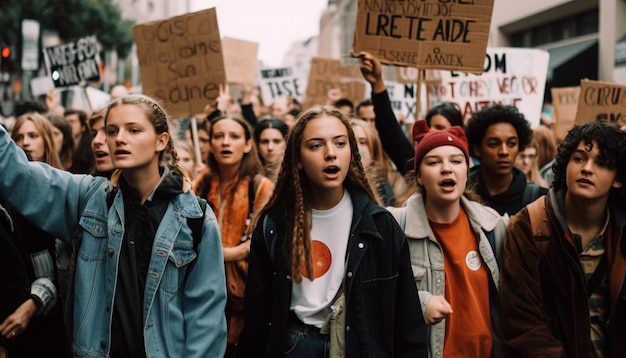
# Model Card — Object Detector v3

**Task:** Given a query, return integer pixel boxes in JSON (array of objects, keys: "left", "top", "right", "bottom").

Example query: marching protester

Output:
[
  {"left": 193, "top": 115, "right": 274, "bottom": 357},
  {"left": 64, "top": 109, "right": 95, "bottom": 174},
  {"left": 0, "top": 112, "right": 71, "bottom": 357},
  {"left": 0, "top": 94, "right": 227, "bottom": 357},
  {"left": 424, "top": 102, "right": 464, "bottom": 131},
  {"left": 464, "top": 104, "right": 548, "bottom": 216},
  {"left": 359, "top": 52, "right": 546, "bottom": 216},
  {"left": 88, "top": 108, "right": 115, "bottom": 178},
  {"left": 387, "top": 120, "right": 507, "bottom": 357},
  {"left": 47, "top": 113, "right": 75, "bottom": 170},
  {"left": 174, "top": 140, "right": 201, "bottom": 181},
  {"left": 349, "top": 117, "right": 397, "bottom": 206},
  {"left": 236, "top": 106, "right": 427, "bottom": 358},
  {"left": 501, "top": 121, "right": 626, "bottom": 357},
  {"left": 254, "top": 117, "right": 289, "bottom": 182},
  {"left": 515, "top": 132, "right": 548, "bottom": 188}
]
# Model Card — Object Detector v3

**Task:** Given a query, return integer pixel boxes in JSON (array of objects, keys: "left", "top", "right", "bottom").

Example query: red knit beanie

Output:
[{"left": 412, "top": 120, "right": 469, "bottom": 171}]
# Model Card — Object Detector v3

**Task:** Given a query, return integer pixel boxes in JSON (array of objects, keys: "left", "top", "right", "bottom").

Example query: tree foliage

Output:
[{"left": 0, "top": 0, "right": 134, "bottom": 58}]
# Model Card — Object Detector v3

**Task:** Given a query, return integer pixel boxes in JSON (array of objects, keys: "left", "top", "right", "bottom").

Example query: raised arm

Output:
[
  {"left": 0, "top": 125, "right": 101, "bottom": 240},
  {"left": 358, "top": 52, "right": 414, "bottom": 175}
]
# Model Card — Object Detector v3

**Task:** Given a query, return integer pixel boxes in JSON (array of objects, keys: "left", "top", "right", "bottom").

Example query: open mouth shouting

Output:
[
  {"left": 439, "top": 178, "right": 457, "bottom": 192},
  {"left": 114, "top": 149, "right": 131, "bottom": 157},
  {"left": 94, "top": 150, "right": 109, "bottom": 159},
  {"left": 323, "top": 165, "right": 341, "bottom": 179}
]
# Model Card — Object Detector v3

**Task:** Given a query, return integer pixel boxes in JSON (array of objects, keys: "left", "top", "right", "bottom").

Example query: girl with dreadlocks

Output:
[{"left": 235, "top": 106, "right": 427, "bottom": 358}]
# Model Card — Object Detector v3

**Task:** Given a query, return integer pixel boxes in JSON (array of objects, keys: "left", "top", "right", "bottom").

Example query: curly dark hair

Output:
[
  {"left": 552, "top": 121, "right": 626, "bottom": 203},
  {"left": 464, "top": 104, "right": 533, "bottom": 155}
]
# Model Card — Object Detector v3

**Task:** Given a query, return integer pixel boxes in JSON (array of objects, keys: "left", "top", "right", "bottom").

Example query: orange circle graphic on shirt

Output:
[{"left": 301, "top": 240, "right": 332, "bottom": 279}]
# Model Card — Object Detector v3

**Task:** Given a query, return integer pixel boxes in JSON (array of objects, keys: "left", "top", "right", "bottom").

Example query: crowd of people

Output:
[{"left": 0, "top": 51, "right": 625, "bottom": 358}]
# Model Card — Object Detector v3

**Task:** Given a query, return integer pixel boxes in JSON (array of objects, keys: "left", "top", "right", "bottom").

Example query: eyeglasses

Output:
[{"left": 517, "top": 153, "right": 537, "bottom": 160}]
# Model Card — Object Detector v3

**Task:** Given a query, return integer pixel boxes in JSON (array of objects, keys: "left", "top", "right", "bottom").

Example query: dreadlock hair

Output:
[
  {"left": 104, "top": 94, "right": 187, "bottom": 180},
  {"left": 257, "top": 105, "right": 377, "bottom": 283}
]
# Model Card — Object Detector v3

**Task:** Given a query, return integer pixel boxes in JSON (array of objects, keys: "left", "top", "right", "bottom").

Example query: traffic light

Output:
[{"left": 1, "top": 45, "right": 12, "bottom": 72}]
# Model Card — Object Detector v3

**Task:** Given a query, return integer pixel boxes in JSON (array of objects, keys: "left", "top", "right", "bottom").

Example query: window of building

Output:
[{"left": 510, "top": 9, "right": 598, "bottom": 47}]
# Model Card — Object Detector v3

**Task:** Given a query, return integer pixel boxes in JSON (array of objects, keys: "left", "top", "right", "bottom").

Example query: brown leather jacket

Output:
[{"left": 500, "top": 189, "right": 626, "bottom": 357}]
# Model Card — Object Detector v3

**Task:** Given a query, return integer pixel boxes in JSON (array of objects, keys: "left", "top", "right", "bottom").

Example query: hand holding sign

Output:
[{"left": 358, "top": 52, "right": 385, "bottom": 93}]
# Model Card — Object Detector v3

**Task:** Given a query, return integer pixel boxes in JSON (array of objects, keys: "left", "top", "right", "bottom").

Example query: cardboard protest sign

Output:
[
  {"left": 258, "top": 67, "right": 304, "bottom": 104},
  {"left": 385, "top": 81, "right": 427, "bottom": 122},
  {"left": 133, "top": 8, "right": 226, "bottom": 118},
  {"left": 430, "top": 47, "right": 549, "bottom": 127},
  {"left": 43, "top": 35, "right": 101, "bottom": 88},
  {"left": 551, "top": 86, "right": 580, "bottom": 141},
  {"left": 222, "top": 37, "right": 259, "bottom": 84},
  {"left": 352, "top": 0, "right": 494, "bottom": 73},
  {"left": 576, "top": 80, "right": 626, "bottom": 127},
  {"left": 303, "top": 57, "right": 366, "bottom": 110}
]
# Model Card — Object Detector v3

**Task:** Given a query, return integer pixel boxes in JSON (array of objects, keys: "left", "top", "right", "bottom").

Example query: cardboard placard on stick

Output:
[
  {"left": 551, "top": 86, "right": 580, "bottom": 141},
  {"left": 222, "top": 37, "right": 259, "bottom": 84},
  {"left": 576, "top": 79, "right": 626, "bottom": 127},
  {"left": 352, "top": 0, "right": 494, "bottom": 73},
  {"left": 303, "top": 57, "right": 366, "bottom": 110},
  {"left": 133, "top": 8, "right": 226, "bottom": 118},
  {"left": 43, "top": 35, "right": 101, "bottom": 88},
  {"left": 258, "top": 67, "right": 304, "bottom": 104}
]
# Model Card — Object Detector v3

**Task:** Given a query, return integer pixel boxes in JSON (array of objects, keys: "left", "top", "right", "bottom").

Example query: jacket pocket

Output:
[
  {"left": 77, "top": 212, "right": 108, "bottom": 261},
  {"left": 163, "top": 242, "right": 197, "bottom": 294}
]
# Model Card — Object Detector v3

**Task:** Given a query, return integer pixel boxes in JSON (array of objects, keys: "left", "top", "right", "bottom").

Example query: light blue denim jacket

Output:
[{"left": 0, "top": 125, "right": 227, "bottom": 357}]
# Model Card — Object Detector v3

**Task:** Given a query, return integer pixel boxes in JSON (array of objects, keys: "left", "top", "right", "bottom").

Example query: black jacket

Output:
[
  {"left": 468, "top": 166, "right": 548, "bottom": 217},
  {"left": 235, "top": 188, "right": 427, "bottom": 358}
]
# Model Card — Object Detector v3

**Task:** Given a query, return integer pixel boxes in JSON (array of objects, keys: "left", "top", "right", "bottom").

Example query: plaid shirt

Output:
[{"left": 570, "top": 211, "right": 610, "bottom": 358}]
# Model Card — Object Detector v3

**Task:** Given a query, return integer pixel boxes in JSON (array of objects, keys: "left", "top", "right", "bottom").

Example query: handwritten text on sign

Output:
[
  {"left": 303, "top": 58, "right": 366, "bottom": 110},
  {"left": 432, "top": 47, "right": 549, "bottom": 127},
  {"left": 576, "top": 80, "right": 626, "bottom": 126},
  {"left": 133, "top": 8, "right": 226, "bottom": 118},
  {"left": 352, "top": 0, "right": 494, "bottom": 73},
  {"left": 258, "top": 67, "right": 303, "bottom": 103},
  {"left": 44, "top": 35, "right": 100, "bottom": 88}
]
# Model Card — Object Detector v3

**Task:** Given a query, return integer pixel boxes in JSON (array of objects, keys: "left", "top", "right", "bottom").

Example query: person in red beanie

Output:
[{"left": 387, "top": 120, "right": 508, "bottom": 358}]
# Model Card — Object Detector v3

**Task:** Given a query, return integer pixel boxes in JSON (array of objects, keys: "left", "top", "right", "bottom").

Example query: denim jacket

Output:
[
  {"left": 0, "top": 126, "right": 227, "bottom": 357},
  {"left": 388, "top": 193, "right": 506, "bottom": 358}
]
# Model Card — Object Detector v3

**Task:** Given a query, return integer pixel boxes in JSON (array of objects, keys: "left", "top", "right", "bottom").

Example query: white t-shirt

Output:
[{"left": 291, "top": 190, "right": 353, "bottom": 327}]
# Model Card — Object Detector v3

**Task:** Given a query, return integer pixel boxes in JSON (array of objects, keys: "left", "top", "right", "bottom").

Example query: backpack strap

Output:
[
  {"left": 526, "top": 195, "right": 551, "bottom": 259},
  {"left": 187, "top": 197, "right": 207, "bottom": 251},
  {"left": 522, "top": 183, "right": 541, "bottom": 208}
]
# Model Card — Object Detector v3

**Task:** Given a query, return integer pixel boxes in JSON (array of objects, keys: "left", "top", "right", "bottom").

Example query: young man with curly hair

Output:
[
  {"left": 500, "top": 121, "right": 626, "bottom": 357},
  {"left": 464, "top": 105, "right": 548, "bottom": 217}
]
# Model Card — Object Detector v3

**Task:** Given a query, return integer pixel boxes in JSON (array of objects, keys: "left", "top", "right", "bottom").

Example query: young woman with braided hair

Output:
[
  {"left": 236, "top": 105, "right": 427, "bottom": 358},
  {"left": 0, "top": 94, "right": 227, "bottom": 357}
]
